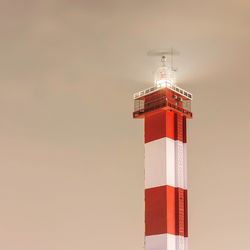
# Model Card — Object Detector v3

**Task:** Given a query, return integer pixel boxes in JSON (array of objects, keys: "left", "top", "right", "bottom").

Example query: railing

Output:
[
  {"left": 133, "top": 84, "right": 192, "bottom": 100},
  {"left": 134, "top": 96, "right": 166, "bottom": 115},
  {"left": 167, "top": 102, "right": 192, "bottom": 117},
  {"left": 133, "top": 98, "right": 192, "bottom": 118}
]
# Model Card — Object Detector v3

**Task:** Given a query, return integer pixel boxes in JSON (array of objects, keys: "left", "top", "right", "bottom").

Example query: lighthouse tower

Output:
[{"left": 133, "top": 56, "right": 193, "bottom": 250}]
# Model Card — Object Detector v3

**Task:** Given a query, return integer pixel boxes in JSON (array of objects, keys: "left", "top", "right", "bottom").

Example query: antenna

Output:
[{"left": 170, "top": 47, "right": 178, "bottom": 72}]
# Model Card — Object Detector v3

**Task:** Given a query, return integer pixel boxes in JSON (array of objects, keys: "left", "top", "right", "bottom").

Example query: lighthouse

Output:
[{"left": 133, "top": 55, "right": 193, "bottom": 250}]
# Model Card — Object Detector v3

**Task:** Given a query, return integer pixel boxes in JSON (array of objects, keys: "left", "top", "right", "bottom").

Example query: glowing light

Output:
[
  {"left": 169, "top": 69, "right": 176, "bottom": 85},
  {"left": 154, "top": 56, "right": 177, "bottom": 86}
]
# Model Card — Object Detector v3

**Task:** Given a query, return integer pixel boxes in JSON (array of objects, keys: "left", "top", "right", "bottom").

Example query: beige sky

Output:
[{"left": 0, "top": 0, "right": 250, "bottom": 249}]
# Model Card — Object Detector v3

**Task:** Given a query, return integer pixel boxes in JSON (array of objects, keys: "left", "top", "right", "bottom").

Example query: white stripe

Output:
[
  {"left": 183, "top": 143, "right": 187, "bottom": 189},
  {"left": 145, "top": 138, "right": 187, "bottom": 189},
  {"left": 145, "top": 234, "right": 188, "bottom": 250},
  {"left": 166, "top": 138, "right": 176, "bottom": 188},
  {"left": 145, "top": 138, "right": 166, "bottom": 188},
  {"left": 175, "top": 141, "right": 184, "bottom": 188}
]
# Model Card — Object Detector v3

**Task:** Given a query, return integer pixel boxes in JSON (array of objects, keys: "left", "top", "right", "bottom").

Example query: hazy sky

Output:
[{"left": 0, "top": 0, "right": 250, "bottom": 249}]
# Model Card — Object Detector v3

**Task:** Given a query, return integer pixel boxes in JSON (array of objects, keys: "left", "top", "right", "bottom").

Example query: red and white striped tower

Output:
[{"left": 133, "top": 57, "right": 193, "bottom": 250}]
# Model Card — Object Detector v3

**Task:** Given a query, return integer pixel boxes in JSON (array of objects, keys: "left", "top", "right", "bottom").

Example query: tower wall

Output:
[{"left": 144, "top": 110, "right": 188, "bottom": 250}]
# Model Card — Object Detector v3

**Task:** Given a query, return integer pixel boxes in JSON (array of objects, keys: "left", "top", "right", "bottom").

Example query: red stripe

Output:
[
  {"left": 145, "top": 185, "right": 188, "bottom": 237},
  {"left": 184, "top": 190, "right": 188, "bottom": 236},
  {"left": 145, "top": 111, "right": 186, "bottom": 143}
]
